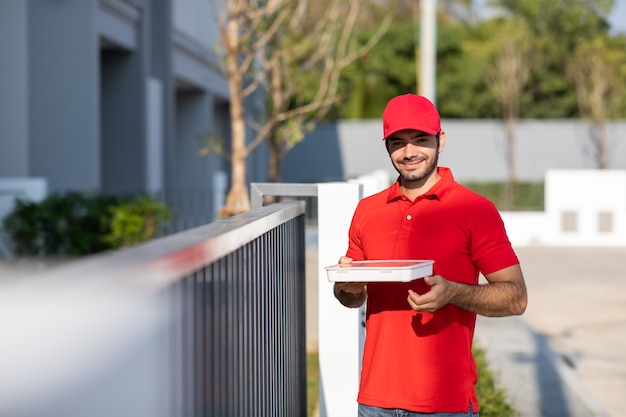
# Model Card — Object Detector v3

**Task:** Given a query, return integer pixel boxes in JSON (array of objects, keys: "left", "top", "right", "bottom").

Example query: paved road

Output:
[{"left": 511, "top": 246, "right": 626, "bottom": 417}]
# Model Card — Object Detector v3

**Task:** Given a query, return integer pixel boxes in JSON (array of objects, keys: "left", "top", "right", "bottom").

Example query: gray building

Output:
[{"left": 0, "top": 0, "right": 268, "bottom": 224}]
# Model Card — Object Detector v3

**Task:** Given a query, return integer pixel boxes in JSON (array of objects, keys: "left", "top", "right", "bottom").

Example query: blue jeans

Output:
[{"left": 358, "top": 403, "right": 479, "bottom": 417}]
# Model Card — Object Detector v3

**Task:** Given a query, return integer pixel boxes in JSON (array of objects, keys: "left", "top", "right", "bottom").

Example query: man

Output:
[{"left": 334, "top": 94, "right": 528, "bottom": 417}]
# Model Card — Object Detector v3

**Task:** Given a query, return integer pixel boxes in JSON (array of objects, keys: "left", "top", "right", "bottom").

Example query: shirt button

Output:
[{"left": 407, "top": 214, "right": 412, "bottom": 220}]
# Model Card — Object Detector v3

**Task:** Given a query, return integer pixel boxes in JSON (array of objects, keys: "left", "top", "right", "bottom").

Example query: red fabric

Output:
[
  {"left": 382, "top": 94, "right": 441, "bottom": 139},
  {"left": 346, "top": 167, "right": 519, "bottom": 413}
]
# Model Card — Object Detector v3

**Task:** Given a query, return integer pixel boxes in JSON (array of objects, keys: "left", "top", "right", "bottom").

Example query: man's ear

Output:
[{"left": 438, "top": 131, "right": 446, "bottom": 153}]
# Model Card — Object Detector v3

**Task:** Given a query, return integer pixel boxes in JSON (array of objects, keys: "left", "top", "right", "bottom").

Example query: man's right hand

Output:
[{"left": 333, "top": 256, "right": 367, "bottom": 308}]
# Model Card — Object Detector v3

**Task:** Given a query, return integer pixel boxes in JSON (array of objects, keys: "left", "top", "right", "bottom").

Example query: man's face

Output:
[{"left": 386, "top": 129, "right": 441, "bottom": 184}]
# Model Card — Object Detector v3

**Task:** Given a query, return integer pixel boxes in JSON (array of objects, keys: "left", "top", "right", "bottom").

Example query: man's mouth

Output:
[{"left": 401, "top": 158, "right": 425, "bottom": 168}]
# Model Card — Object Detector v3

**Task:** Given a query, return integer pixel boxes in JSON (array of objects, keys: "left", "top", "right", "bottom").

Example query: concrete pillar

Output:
[
  {"left": 28, "top": 0, "right": 100, "bottom": 191},
  {"left": 419, "top": 0, "right": 437, "bottom": 102},
  {"left": 0, "top": 2, "right": 29, "bottom": 177}
]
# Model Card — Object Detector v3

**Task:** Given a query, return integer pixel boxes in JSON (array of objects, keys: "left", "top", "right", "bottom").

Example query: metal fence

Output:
[
  {"left": 154, "top": 186, "right": 317, "bottom": 235},
  {"left": 0, "top": 201, "right": 307, "bottom": 417}
]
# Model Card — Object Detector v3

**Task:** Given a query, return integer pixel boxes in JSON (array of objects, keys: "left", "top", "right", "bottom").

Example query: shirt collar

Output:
[{"left": 387, "top": 167, "right": 457, "bottom": 202}]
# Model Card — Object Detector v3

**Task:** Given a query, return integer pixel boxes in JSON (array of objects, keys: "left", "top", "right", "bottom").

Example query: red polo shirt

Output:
[{"left": 346, "top": 167, "right": 519, "bottom": 413}]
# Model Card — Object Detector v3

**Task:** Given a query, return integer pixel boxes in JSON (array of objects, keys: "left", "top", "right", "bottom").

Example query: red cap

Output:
[{"left": 382, "top": 94, "right": 441, "bottom": 140}]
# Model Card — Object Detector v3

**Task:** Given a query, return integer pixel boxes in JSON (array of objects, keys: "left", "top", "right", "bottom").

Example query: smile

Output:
[{"left": 401, "top": 159, "right": 425, "bottom": 168}]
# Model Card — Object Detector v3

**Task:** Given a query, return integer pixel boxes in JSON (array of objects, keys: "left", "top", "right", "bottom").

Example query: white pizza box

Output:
[{"left": 325, "top": 260, "right": 434, "bottom": 282}]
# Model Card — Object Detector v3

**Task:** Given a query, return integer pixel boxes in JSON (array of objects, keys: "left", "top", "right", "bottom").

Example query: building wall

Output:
[
  {"left": 0, "top": 0, "right": 268, "bottom": 222},
  {"left": 0, "top": 1, "right": 29, "bottom": 177},
  {"left": 29, "top": 0, "right": 101, "bottom": 192}
]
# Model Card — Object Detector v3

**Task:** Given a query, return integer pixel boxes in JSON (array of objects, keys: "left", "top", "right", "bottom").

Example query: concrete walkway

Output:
[
  {"left": 307, "top": 242, "right": 626, "bottom": 417},
  {"left": 478, "top": 246, "right": 625, "bottom": 417}
]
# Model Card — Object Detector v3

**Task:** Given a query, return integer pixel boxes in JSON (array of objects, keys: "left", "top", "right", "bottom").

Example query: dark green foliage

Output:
[
  {"left": 474, "top": 345, "right": 520, "bottom": 417},
  {"left": 338, "top": 20, "right": 418, "bottom": 119},
  {"left": 436, "top": 24, "right": 501, "bottom": 118},
  {"left": 463, "top": 181, "right": 544, "bottom": 211},
  {"left": 3, "top": 192, "right": 171, "bottom": 257},
  {"left": 332, "top": 0, "right": 622, "bottom": 120}
]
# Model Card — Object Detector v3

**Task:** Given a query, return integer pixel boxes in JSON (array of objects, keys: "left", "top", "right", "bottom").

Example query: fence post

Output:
[{"left": 317, "top": 182, "right": 363, "bottom": 417}]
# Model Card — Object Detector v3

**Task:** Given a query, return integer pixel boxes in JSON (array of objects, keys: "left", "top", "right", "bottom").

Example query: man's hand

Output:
[
  {"left": 407, "top": 275, "right": 456, "bottom": 312},
  {"left": 407, "top": 265, "right": 527, "bottom": 317},
  {"left": 333, "top": 256, "right": 367, "bottom": 308}
]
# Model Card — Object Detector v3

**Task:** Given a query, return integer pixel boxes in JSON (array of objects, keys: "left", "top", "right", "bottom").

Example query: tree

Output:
[
  {"left": 489, "top": 0, "right": 615, "bottom": 118},
  {"left": 465, "top": 17, "right": 532, "bottom": 186},
  {"left": 211, "top": 0, "right": 389, "bottom": 216},
  {"left": 258, "top": 0, "right": 390, "bottom": 182},
  {"left": 485, "top": 18, "right": 532, "bottom": 183},
  {"left": 330, "top": 0, "right": 488, "bottom": 119},
  {"left": 569, "top": 34, "right": 626, "bottom": 168}
]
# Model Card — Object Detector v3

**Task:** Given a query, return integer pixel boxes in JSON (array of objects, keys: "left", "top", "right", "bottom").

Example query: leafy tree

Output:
[
  {"left": 338, "top": 20, "right": 418, "bottom": 119},
  {"left": 436, "top": 20, "right": 500, "bottom": 118},
  {"left": 488, "top": 0, "right": 615, "bottom": 118},
  {"left": 568, "top": 33, "right": 626, "bottom": 168},
  {"left": 211, "top": 0, "right": 389, "bottom": 212},
  {"left": 260, "top": 0, "right": 390, "bottom": 182},
  {"left": 334, "top": 0, "right": 505, "bottom": 119},
  {"left": 466, "top": 17, "right": 533, "bottom": 183}
]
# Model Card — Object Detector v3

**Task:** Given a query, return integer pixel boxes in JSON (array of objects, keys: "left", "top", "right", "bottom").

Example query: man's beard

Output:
[{"left": 392, "top": 151, "right": 439, "bottom": 184}]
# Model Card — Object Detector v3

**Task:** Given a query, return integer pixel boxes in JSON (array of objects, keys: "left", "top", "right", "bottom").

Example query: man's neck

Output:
[{"left": 400, "top": 170, "right": 441, "bottom": 201}]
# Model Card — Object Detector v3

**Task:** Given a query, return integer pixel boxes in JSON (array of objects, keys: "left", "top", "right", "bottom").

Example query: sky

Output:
[
  {"left": 474, "top": 0, "right": 626, "bottom": 34},
  {"left": 609, "top": 0, "right": 626, "bottom": 33}
]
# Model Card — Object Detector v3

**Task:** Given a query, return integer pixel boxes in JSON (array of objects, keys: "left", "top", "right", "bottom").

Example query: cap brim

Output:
[{"left": 383, "top": 123, "right": 440, "bottom": 140}]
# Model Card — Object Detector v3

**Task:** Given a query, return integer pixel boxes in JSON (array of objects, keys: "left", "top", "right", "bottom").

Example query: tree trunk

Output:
[
  {"left": 504, "top": 111, "right": 518, "bottom": 184},
  {"left": 503, "top": 111, "right": 517, "bottom": 210},
  {"left": 598, "top": 121, "right": 608, "bottom": 169},
  {"left": 268, "top": 135, "right": 280, "bottom": 183},
  {"left": 220, "top": 10, "right": 251, "bottom": 218}
]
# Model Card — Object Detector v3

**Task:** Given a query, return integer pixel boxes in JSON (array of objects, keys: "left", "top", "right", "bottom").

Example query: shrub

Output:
[
  {"left": 474, "top": 345, "right": 520, "bottom": 417},
  {"left": 3, "top": 192, "right": 171, "bottom": 257},
  {"left": 104, "top": 196, "right": 172, "bottom": 248},
  {"left": 463, "top": 181, "right": 544, "bottom": 211}
]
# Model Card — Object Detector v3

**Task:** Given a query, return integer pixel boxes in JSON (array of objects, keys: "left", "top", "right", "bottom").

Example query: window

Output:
[
  {"left": 561, "top": 211, "right": 578, "bottom": 232},
  {"left": 598, "top": 211, "right": 613, "bottom": 233}
]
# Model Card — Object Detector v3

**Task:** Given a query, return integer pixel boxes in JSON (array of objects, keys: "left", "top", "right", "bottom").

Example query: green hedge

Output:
[
  {"left": 474, "top": 345, "right": 519, "bottom": 417},
  {"left": 3, "top": 191, "right": 171, "bottom": 257},
  {"left": 463, "top": 181, "right": 544, "bottom": 211}
]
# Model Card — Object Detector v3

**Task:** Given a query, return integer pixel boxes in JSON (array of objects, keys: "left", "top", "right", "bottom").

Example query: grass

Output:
[
  {"left": 307, "top": 352, "right": 320, "bottom": 417},
  {"left": 306, "top": 346, "right": 519, "bottom": 417}
]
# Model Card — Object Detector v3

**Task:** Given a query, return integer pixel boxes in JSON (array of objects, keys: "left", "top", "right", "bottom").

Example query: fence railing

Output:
[{"left": 0, "top": 201, "right": 307, "bottom": 417}]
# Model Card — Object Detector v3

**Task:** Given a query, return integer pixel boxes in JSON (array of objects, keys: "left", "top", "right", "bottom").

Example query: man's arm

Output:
[{"left": 407, "top": 264, "right": 527, "bottom": 317}]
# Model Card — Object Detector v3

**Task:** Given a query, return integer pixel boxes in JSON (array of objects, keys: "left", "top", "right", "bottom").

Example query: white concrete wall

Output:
[
  {"left": 501, "top": 169, "right": 626, "bottom": 247},
  {"left": 284, "top": 120, "right": 626, "bottom": 184},
  {"left": 500, "top": 211, "right": 548, "bottom": 246},
  {"left": 543, "top": 170, "right": 626, "bottom": 246}
]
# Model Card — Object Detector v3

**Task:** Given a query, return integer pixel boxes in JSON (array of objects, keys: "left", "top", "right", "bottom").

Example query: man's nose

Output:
[{"left": 402, "top": 142, "right": 420, "bottom": 158}]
